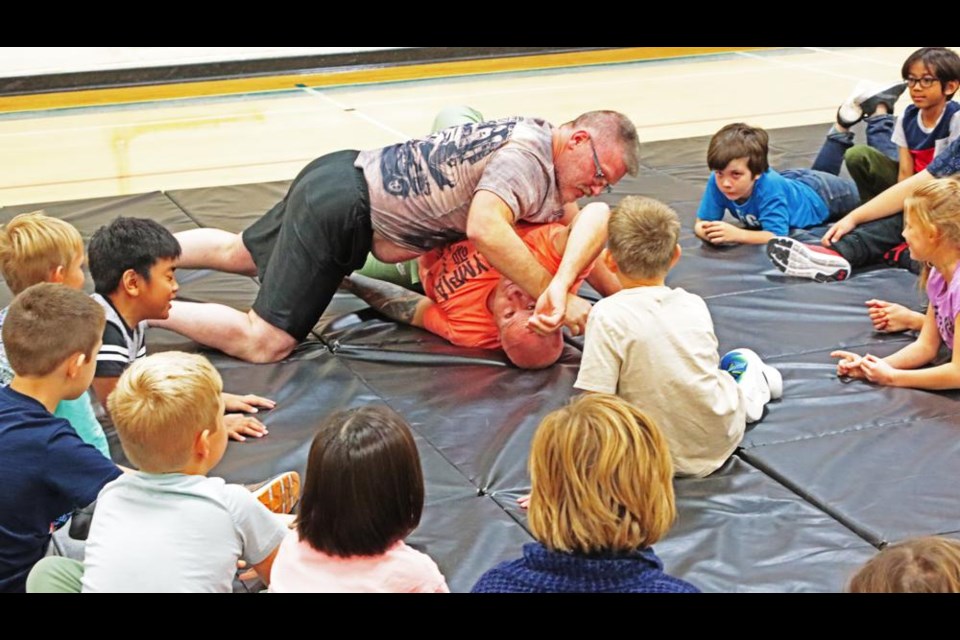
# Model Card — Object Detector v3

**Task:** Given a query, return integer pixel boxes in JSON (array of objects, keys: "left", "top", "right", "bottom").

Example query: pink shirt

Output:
[
  {"left": 269, "top": 532, "right": 449, "bottom": 593},
  {"left": 926, "top": 267, "right": 960, "bottom": 349}
]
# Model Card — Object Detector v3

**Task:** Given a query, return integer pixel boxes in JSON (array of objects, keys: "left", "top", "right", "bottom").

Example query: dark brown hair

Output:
[
  {"left": 902, "top": 47, "right": 960, "bottom": 100},
  {"left": 706, "top": 122, "right": 769, "bottom": 176},
  {"left": 2, "top": 283, "right": 105, "bottom": 377},
  {"left": 296, "top": 405, "right": 424, "bottom": 557}
]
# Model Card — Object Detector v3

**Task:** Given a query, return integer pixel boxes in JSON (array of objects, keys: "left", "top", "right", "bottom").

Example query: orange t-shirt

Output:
[{"left": 420, "top": 223, "right": 595, "bottom": 349}]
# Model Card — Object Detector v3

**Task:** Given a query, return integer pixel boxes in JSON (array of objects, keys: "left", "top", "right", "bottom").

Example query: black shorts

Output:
[{"left": 242, "top": 150, "right": 372, "bottom": 341}]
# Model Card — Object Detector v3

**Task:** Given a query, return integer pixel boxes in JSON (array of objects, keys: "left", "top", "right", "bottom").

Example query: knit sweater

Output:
[{"left": 471, "top": 542, "right": 699, "bottom": 593}]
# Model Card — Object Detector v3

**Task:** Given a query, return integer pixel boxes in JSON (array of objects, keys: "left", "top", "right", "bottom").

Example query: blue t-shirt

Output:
[
  {"left": 696, "top": 168, "right": 829, "bottom": 236},
  {"left": 0, "top": 386, "right": 120, "bottom": 593}
]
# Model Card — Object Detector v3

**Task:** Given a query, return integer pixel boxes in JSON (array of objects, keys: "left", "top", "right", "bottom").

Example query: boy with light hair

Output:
[
  {"left": 575, "top": 196, "right": 782, "bottom": 477},
  {"left": 0, "top": 211, "right": 108, "bottom": 457},
  {"left": 28, "top": 351, "right": 294, "bottom": 593},
  {"left": 0, "top": 284, "right": 121, "bottom": 592}
]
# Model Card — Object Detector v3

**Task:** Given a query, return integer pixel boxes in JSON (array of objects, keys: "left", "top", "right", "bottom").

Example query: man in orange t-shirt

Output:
[{"left": 345, "top": 203, "right": 619, "bottom": 369}]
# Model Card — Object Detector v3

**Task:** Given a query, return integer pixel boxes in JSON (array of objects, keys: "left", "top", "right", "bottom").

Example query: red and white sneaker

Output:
[{"left": 766, "top": 237, "right": 852, "bottom": 282}]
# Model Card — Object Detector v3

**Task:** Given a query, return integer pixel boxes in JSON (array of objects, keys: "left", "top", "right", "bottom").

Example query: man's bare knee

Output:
[{"left": 244, "top": 313, "right": 298, "bottom": 363}]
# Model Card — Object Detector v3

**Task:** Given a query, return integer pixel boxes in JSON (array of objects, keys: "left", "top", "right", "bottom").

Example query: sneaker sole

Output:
[
  {"left": 253, "top": 471, "right": 301, "bottom": 515},
  {"left": 766, "top": 237, "right": 850, "bottom": 282}
]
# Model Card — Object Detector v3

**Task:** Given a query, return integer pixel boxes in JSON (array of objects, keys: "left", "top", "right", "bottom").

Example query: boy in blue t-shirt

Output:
[
  {"left": 0, "top": 284, "right": 121, "bottom": 593},
  {"left": 695, "top": 123, "right": 860, "bottom": 246}
]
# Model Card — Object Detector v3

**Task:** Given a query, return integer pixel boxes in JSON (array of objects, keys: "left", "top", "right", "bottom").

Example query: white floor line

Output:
[
  {"left": 803, "top": 47, "right": 911, "bottom": 68},
  {"left": 295, "top": 83, "right": 410, "bottom": 141},
  {"left": 735, "top": 50, "right": 887, "bottom": 83}
]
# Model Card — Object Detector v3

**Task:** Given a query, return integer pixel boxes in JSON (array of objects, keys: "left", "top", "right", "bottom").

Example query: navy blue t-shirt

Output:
[{"left": 0, "top": 386, "right": 120, "bottom": 593}]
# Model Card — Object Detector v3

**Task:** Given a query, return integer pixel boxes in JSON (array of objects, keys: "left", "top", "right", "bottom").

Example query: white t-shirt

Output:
[
  {"left": 81, "top": 472, "right": 287, "bottom": 593},
  {"left": 269, "top": 533, "right": 449, "bottom": 593},
  {"left": 574, "top": 286, "right": 746, "bottom": 477}
]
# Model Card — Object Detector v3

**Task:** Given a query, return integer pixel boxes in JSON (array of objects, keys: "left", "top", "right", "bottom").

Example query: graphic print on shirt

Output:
[
  {"left": 378, "top": 120, "right": 516, "bottom": 197},
  {"left": 725, "top": 208, "right": 761, "bottom": 230},
  {"left": 432, "top": 243, "right": 491, "bottom": 302}
]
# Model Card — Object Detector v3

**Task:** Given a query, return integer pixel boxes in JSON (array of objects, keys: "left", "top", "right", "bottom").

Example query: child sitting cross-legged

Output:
[
  {"left": 0, "top": 211, "right": 109, "bottom": 457},
  {"left": 472, "top": 393, "right": 698, "bottom": 593},
  {"left": 831, "top": 178, "right": 960, "bottom": 390},
  {"left": 26, "top": 351, "right": 297, "bottom": 593},
  {"left": 0, "top": 284, "right": 121, "bottom": 593},
  {"left": 577, "top": 196, "right": 782, "bottom": 477},
  {"left": 269, "top": 406, "right": 448, "bottom": 593},
  {"left": 87, "top": 217, "right": 275, "bottom": 442}
]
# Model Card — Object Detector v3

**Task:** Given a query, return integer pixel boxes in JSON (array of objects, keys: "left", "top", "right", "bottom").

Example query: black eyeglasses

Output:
[
  {"left": 906, "top": 76, "right": 938, "bottom": 89},
  {"left": 589, "top": 138, "right": 613, "bottom": 194}
]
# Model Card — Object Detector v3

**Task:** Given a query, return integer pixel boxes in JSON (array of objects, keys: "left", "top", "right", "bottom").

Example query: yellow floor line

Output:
[{"left": 0, "top": 47, "right": 770, "bottom": 114}]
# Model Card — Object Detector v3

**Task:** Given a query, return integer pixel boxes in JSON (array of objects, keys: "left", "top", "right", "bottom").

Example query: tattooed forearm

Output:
[{"left": 343, "top": 273, "right": 428, "bottom": 325}]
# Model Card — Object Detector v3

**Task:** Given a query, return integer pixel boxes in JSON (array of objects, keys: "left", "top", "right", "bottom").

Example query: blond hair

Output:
[
  {"left": 527, "top": 393, "right": 676, "bottom": 554},
  {"left": 0, "top": 211, "right": 84, "bottom": 295},
  {"left": 2, "top": 283, "right": 104, "bottom": 377},
  {"left": 108, "top": 351, "right": 223, "bottom": 472},
  {"left": 607, "top": 196, "right": 681, "bottom": 279},
  {"left": 849, "top": 537, "right": 960, "bottom": 593},
  {"left": 904, "top": 177, "right": 960, "bottom": 289}
]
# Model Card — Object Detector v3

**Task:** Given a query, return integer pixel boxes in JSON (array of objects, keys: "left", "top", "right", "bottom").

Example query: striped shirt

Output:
[{"left": 92, "top": 293, "right": 147, "bottom": 378}]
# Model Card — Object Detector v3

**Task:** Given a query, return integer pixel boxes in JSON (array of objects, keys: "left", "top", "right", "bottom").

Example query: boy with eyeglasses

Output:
[{"left": 767, "top": 47, "right": 960, "bottom": 282}]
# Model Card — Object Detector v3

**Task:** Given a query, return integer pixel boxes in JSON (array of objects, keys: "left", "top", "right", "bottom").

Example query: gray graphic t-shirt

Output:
[{"left": 355, "top": 117, "right": 564, "bottom": 253}]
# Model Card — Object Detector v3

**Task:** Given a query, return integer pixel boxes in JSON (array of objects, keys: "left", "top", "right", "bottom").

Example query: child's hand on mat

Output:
[
  {"left": 222, "top": 392, "right": 276, "bottom": 414},
  {"left": 517, "top": 494, "right": 531, "bottom": 510},
  {"left": 223, "top": 414, "right": 269, "bottom": 442},
  {"left": 865, "top": 299, "right": 924, "bottom": 333},
  {"left": 700, "top": 220, "right": 743, "bottom": 244},
  {"left": 859, "top": 354, "right": 897, "bottom": 385},
  {"left": 831, "top": 350, "right": 866, "bottom": 379},
  {"left": 822, "top": 216, "right": 856, "bottom": 246}
]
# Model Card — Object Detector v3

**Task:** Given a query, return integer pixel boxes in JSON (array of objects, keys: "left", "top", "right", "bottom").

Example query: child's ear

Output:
[
  {"left": 121, "top": 268, "right": 140, "bottom": 296},
  {"left": 946, "top": 80, "right": 960, "bottom": 98},
  {"left": 49, "top": 265, "right": 67, "bottom": 284},
  {"left": 195, "top": 429, "right": 212, "bottom": 460},
  {"left": 601, "top": 248, "right": 619, "bottom": 273},
  {"left": 64, "top": 352, "right": 87, "bottom": 379},
  {"left": 669, "top": 244, "right": 683, "bottom": 268}
]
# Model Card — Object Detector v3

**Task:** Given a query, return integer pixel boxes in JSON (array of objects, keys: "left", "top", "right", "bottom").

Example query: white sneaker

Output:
[
  {"left": 766, "top": 237, "right": 852, "bottom": 282},
  {"left": 720, "top": 348, "right": 782, "bottom": 423},
  {"left": 837, "top": 80, "right": 907, "bottom": 128}
]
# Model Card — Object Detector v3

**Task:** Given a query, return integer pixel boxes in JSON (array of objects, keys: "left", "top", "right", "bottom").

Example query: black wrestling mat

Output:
[{"left": 3, "top": 120, "right": 949, "bottom": 592}]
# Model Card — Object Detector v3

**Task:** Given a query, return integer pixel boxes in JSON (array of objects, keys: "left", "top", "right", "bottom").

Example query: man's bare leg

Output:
[
  {"left": 152, "top": 301, "right": 297, "bottom": 363},
  {"left": 175, "top": 229, "right": 258, "bottom": 276}
]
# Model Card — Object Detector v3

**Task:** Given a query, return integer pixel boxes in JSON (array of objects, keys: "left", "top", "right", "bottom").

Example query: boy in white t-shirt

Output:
[
  {"left": 27, "top": 351, "right": 294, "bottom": 593},
  {"left": 575, "top": 196, "right": 783, "bottom": 477}
]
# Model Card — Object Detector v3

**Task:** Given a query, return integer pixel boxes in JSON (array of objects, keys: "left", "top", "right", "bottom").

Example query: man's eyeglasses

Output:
[
  {"left": 589, "top": 139, "right": 613, "bottom": 194},
  {"left": 906, "top": 76, "right": 939, "bottom": 89}
]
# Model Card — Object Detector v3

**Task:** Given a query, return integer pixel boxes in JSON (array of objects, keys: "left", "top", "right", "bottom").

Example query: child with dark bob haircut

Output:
[{"left": 269, "top": 405, "right": 448, "bottom": 592}]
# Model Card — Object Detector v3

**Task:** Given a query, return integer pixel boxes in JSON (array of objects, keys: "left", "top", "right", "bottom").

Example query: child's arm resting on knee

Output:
[{"left": 824, "top": 170, "right": 934, "bottom": 245}]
